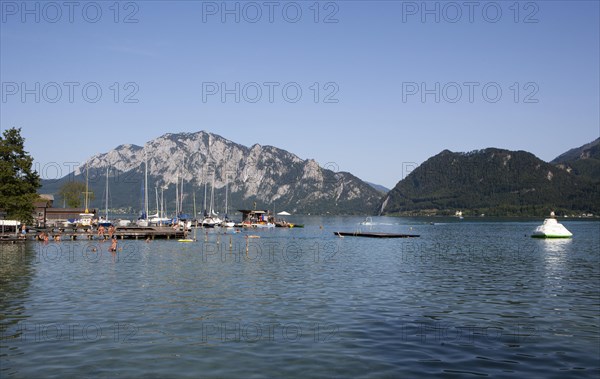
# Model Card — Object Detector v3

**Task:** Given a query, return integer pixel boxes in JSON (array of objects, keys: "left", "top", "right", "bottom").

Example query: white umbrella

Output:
[{"left": 277, "top": 211, "right": 291, "bottom": 216}]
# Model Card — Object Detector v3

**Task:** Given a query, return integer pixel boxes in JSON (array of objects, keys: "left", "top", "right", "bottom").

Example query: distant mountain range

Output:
[
  {"left": 366, "top": 182, "right": 390, "bottom": 194},
  {"left": 41, "top": 134, "right": 599, "bottom": 217},
  {"left": 41, "top": 131, "right": 382, "bottom": 215},
  {"left": 379, "top": 140, "right": 599, "bottom": 217}
]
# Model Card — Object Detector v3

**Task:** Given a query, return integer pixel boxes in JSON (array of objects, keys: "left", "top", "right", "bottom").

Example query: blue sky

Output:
[{"left": 1, "top": 0, "right": 599, "bottom": 188}]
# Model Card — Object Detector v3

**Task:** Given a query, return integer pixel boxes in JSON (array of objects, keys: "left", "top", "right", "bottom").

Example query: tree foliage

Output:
[
  {"left": 58, "top": 181, "right": 95, "bottom": 208},
  {"left": 0, "top": 128, "right": 41, "bottom": 224}
]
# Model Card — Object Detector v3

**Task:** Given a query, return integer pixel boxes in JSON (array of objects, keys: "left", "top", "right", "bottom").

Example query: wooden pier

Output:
[
  {"left": 0, "top": 235, "right": 26, "bottom": 244},
  {"left": 32, "top": 226, "right": 187, "bottom": 241},
  {"left": 111, "top": 226, "right": 186, "bottom": 240}
]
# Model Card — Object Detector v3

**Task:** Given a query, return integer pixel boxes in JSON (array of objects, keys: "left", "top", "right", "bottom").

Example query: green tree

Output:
[
  {"left": 0, "top": 128, "right": 41, "bottom": 224},
  {"left": 58, "top": 181, "right": 94, "bottom": 208}
]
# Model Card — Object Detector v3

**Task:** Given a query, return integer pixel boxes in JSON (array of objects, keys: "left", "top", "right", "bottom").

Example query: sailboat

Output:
[
  {"left": 118, "top": 174, "right": 132, "bottom": 227},
  {"left": 221, "top": 178, "right": 235, "bottom": 228},
  {"left": 136, "top": 155, "right": 150, "bottom": 227},
  {"left": 172, "top": 168, "right": 192, "bottom": 230},
  {"left": 149, "top": 186, "right": 170, "bottom": 226},
  {"left": 98, "top": 166, "right": 113, "bottom": 227},
  {"left": 202, "top": 172, "right": 222, "bottom": 227},
  {"left": 77, "top": 166, "right": 95, "bottom": 228}
]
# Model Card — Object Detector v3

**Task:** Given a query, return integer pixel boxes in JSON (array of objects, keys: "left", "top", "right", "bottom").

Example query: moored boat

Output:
[
  {"left": 255, "top": 222, "right": 275, "bottom": 228},
  {"left": 238, "top": 209, "right": 275, "bottom": 228},
  {"left": 98, "top": 166, "right": 114, "bottom": 227},
  {"left": 77, "top": 212, "right": 95, "bottom": 227},
  {"left": 118, "top": 219, "right": 132, "bottom": 227},
  {"left": 221, "top": 220, "right": 235, "bottom": 228},
  {"left": 98, "top": 218, "right": 113, "bottom": 228},
  {"left": 201, "top": 215, "right": 222, "bottom": 228},
  {"left": 77, "top": 166, "right": 95, "bottom": 227}
]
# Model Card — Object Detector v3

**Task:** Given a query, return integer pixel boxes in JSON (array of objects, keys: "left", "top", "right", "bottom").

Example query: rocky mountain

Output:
[
  {"left": 41, "top": 131, "right": 382, "bottom": 215},
  {"left": 551, "top": 138, "right": 600, "bottom": 183},
  {"left": 379, "top": 148, "right": 598, "bottom": 217}
]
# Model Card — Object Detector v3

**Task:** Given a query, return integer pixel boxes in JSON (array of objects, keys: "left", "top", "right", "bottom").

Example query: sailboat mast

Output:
[
  {"left": 164, "top": 189, "right": 168, "bottom": 218},
  {"left": 175, "top": 175, "right": 179, "bottom": 216},
  {"left": 160, "top": 187, "right": 164, "bottom": 218},
  {"left": 225, "top": 179, "right": 228, "bottom": 216},
  {"left": 180, "top": 176, "right": 184, "bottom": 214},
  {"left": 210, "top": 172, "right": 215, "bottom": 215},
  {"left": 105, "top": 166, "right": 109, "bottom": 220},
  {"left": 144, "top": 156, "right": 149, "bottom": 221},
  {"left": 84, "top": 166, "right": 89, "bottom": 213},
  {"left": 203, "top": 181, "right": 207, "bottom": 216},
  {"left": 180, "top": 158, "right": 185, "bottom": 214},
  {"left": 155, "top": 187, "right": 159, "bottom": 218},
  {"left": 193, "top": 192, "right": 197, "bottom": 222}
]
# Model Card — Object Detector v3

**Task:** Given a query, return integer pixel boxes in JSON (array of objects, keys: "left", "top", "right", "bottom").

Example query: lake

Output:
[{"left": 1, "top": 216, "right": 599, "bottom": 378}]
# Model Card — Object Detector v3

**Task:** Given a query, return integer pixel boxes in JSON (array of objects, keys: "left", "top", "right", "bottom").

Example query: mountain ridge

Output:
[
  {"left": 551, "top": 138, "right": 600, "bottom": 182},
  {"left": 43, "top": 130, "right": 382, "bottom": 215},
  {"left": 379, "top": 146, "right": 598, "bottom": 217}
]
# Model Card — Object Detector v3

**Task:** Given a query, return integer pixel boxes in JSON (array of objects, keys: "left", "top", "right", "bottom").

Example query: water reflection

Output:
[
  {"left": 539, "top": 238, "right": 573, "bottom": 254},
  {"left": 538, "top": 239, "right": 572, "bottom": 275},
  {"left": 0, "top": 243, "right": 36, "bottom": 371}
]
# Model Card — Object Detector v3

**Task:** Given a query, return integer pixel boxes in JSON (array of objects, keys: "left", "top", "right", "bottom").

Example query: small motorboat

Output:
[{"left": 531, "top": 212, "right": 572, "bottom": 238}]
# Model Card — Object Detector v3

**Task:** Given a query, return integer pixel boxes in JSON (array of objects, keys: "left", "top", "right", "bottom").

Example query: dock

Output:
[
  {"left": 0, "top": 235, "right": 26, "bottom": 244},
  {"left": 112, "top": 226, "right": 186, "bottom": 240},
  {"left": 32, "top": 226, "right": 187, "bottom": 241},
  {"left": 334, "top": 231, "right": 420, "bottom": 238}
]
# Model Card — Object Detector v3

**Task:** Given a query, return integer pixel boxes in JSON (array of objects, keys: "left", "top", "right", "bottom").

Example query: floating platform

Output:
[{"left": 334, "top": 232, "right": 420, "bottom": 238}]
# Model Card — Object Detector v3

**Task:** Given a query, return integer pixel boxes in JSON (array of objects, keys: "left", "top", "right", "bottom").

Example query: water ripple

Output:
[{"left": 1, "top": 218, "right": 598, "bottom": 377}]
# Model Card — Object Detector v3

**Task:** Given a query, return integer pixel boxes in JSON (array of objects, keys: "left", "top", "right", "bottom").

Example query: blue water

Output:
[{"left": 1, "top": 217, "right": 599, "bottom": 378}]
